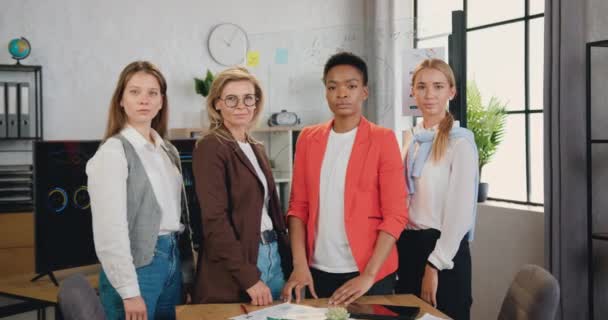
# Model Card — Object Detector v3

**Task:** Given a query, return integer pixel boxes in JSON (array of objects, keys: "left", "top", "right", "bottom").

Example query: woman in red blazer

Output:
[{"left": 281, "top": 52, "right": 408, "bottom": 305}]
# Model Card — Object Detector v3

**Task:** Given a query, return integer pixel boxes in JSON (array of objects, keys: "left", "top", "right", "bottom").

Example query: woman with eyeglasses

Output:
[{"left": 191, "top": 67, "right": 291, "bottom": 305}]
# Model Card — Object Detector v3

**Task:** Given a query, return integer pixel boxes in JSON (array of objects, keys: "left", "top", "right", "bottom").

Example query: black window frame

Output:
[{"left": 413, "top": 0, "right": 544, "bottom": 206}]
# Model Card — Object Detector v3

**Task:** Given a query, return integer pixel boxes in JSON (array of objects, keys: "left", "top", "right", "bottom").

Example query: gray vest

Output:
[{"left": 115, "top": 135, "right": 184, "bottom": 268}]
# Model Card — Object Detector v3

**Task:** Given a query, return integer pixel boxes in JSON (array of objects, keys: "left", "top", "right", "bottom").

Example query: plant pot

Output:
[{"left": 478, "top": 182, "right": 489, "bottom": 202}]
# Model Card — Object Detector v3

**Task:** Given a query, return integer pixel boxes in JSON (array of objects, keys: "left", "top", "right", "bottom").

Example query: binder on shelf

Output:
[
  {"left": 0, "top": 164, "right": 33, "bottom": 173},
  {"left": 19, "top": 83, "right": 31, "bottom": 137},
  {"left": 0, "top": 82, "right": 6, "bottom": 138},
  {"left": 6, "top": 83, "right": 18, "bottom": 138}
]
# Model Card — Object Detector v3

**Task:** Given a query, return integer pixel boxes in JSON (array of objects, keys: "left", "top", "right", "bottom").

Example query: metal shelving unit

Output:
[
  {"left": 0, "top": 64, "right": 43, "bottom": 213},
  {"left": 586, "top": 39, "right": 608, "bottom": 320}
]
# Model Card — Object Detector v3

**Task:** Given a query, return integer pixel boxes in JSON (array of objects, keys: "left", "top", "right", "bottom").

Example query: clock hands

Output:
[
  {"left": 225, "top": 26, "right": 240, "bottom": 47},
  {"left": 209, "top": 23, "right": 248, "bottom": 66}
]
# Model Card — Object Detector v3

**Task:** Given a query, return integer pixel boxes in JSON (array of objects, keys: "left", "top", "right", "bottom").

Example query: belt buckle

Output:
[
  {"left": 260, "top": 230, "right": 276, "bottom": 244},
  {"left": 260, "top": 231, "right": 268, "bottom": 245}
]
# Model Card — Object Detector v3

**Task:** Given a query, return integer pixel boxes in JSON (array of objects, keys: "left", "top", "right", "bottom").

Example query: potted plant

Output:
[
  {"left": 194, "top": 69, "right": 215, "bottom": 97},
  {"left": 466, "top": 81, "right": 507, "bottom": 202}
]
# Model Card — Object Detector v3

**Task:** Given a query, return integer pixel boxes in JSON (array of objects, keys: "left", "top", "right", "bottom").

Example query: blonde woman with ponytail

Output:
[{"left": 395, "top": 59, "right": 479, "bottom": 320}]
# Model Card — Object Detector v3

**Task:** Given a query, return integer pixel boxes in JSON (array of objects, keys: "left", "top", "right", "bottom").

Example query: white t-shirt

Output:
[
  {"left": 311, "top": 128, "right": 359, "bottom": 273},
  {"left": 238, "top": 141, "right": 273, "bottom": 232}
]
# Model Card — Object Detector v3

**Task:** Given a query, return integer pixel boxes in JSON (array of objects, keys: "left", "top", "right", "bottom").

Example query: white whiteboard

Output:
[
  {"left": 401, "top": 47, "right": 447, "bottom": 117},
  {"left": 246, "top": 24, "right": 381, "bottom": 126}
]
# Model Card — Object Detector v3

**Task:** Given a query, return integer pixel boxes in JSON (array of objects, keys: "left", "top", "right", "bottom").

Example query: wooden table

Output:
[
  {"left": 0, "top": 265, "right": 100, "bottom": 303},
  {"left": 176, "top": 294, "right": 450, "bottom": 319},
  {"left": 0, "top": 265, "right": 100, "bottom": 319}
]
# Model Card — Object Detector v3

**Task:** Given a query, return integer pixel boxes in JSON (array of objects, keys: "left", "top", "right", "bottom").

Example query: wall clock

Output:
[{"left": 207, "top": 23, "right": 249, "bottom": 66}]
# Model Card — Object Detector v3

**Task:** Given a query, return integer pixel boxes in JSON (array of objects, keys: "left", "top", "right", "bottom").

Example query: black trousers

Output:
[
  {"left": 308, "top": 268, "right": 396, "bottom": 298},
  {"left": 395, "top": 229, "right": 472, "bottom": 320}
]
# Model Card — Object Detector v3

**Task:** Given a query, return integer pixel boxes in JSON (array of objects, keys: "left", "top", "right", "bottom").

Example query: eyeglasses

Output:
[{"left": 217, "top": 94, "right": 258, "bottom": 109}]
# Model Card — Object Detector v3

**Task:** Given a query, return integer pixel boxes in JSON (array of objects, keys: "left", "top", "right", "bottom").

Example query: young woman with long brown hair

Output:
[{"left": 87, "top": 61, "right": 191, "bottom": 320}]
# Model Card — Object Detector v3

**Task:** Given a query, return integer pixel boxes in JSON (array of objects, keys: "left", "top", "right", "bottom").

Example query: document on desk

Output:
[
  {"left": 418, "top": 313, "right": 448, "bottom": 320},
  {"left": 229, "top": 303, "right": 329, "bottom": 320}
]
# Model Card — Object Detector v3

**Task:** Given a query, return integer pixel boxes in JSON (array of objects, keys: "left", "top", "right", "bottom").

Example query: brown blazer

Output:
[{"left": 191, "top": 133, "right": 291, "bottom": 304}]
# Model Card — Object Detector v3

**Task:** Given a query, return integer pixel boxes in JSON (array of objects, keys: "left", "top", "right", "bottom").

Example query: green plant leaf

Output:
[
  {"left": 194, "top": 69, "right": 215, "bottom": 97},
  {"left": 466, "top": 80, "right": 507, "bottom": 172},
  {"left": 205, "top": 70, "right": 214, "bottom": 82}
]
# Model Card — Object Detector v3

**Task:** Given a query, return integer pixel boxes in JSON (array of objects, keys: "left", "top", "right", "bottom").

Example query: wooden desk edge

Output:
[
  {"left": 0, "top": 265, "right": 101, "bottom": 303},
  {"left": 176, "top": 294, "right": 450, "bottom": 319}
]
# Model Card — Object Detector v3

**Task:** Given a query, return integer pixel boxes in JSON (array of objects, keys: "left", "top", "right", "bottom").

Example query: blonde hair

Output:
[
  {"left": 411, "top": 58, "right": 456, "bottom": 162},
  {"left": 103, "top": 61, "right": 169, "bottom": 141},
  {"left": 203, "top": 66, "right": 264, "bottom": 144}
]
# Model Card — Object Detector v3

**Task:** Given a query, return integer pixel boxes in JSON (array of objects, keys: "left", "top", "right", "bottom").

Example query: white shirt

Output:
[
  {"left": 237, "top": 141, "right": 273, "bottom": 232},
  {"left": 86, "top": 126, "right": 183, "bottom": 298},
  {"left": 405, "top": 121, "right": 477, "bottom": 270},
  {"left": 311, "top": 128, "right": 359, "bottom": 273}
]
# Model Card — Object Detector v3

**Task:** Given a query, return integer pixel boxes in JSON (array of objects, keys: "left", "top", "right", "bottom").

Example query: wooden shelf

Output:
[
  {"left": 168, "top": 126, "right": 302, "bottom": 139},
  {"left": 252, "top": 126, "right": 303, "bottom": 132},
  {"left": 592, "top": 233, "right": 608, "bottom": 241}
]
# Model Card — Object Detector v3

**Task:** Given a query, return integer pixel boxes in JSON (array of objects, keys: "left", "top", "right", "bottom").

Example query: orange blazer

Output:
[{"left": 287, "top": 117, "right": 408, "bottom": 282}]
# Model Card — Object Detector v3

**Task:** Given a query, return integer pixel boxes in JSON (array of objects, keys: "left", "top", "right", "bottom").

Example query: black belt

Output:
[{"left": 260, "top": 230, "right": 278, "bottom": 244}]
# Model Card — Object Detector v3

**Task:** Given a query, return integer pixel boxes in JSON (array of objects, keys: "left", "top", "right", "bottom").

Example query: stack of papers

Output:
[
  {"left": 229, "top": 303, "right": 449, "bottom": 320},
  {"left": 229, "top": 303, "right": 329, "bottom": 320},
  {"left": 418, "top": 313, "right": 449, "bottom": 320}
]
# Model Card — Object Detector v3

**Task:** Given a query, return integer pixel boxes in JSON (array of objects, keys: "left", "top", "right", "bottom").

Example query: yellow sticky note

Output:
[{"left": 247, "top": 51, "right": 260, "bottom": 67}]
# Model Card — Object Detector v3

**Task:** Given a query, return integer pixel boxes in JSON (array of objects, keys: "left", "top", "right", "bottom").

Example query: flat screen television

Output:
[{"left": 33, "top": 139, "right": 200, "bottom": 279}]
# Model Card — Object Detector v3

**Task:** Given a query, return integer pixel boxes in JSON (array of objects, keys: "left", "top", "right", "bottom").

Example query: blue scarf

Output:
[{"left": 405, "top": 126, "right": 479, "bottom": 240}]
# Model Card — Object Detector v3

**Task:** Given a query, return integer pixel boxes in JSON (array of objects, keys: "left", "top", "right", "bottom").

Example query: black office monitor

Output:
[
  {"left": 170, "top": 139, "right": 202, "bottom": 252},
  {"left": 33, "top": 139, "right": 200, "bottom": 275},
  {"left": 34, "top": 140, "right": 101, "bottom": 274}
]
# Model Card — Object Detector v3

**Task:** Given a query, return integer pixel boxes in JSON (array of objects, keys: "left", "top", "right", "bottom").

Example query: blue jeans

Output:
[
  {"left": 256, "top": 241, "right": 285, "bottom": 300},
  {"left": 99, "top": 234, "right": 182, "bottom": 320}
]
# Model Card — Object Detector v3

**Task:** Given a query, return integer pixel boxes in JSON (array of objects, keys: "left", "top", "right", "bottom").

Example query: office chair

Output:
[
  {"left": 498, "top": 264, "right": 560, "bottom": 320},
  {"left": 57, "top": 273, "right": 105, "bottom": 320}
]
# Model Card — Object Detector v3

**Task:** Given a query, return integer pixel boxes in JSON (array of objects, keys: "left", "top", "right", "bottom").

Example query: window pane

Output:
[
  {"left": 482, "top": 114, "right": 527, "bottom": 202},
  {"left": 416, "top": 36, "right": 449, "bottom": 60},
  {"left": 592, "top": 144, "right": 608, "bottom": 232},
  {"left": 468, "top": 0, "right": 525, "bottom": 27},
  {"left": 529, "top": 0, "right": 545, "bottom": 15},
  {"left": 529, "top": 18, "right": 544, "bottom": 110},
  {"left": 468, "top": 22, "right": 525, "bottom": 111},
  {"left": 417, "top": 0, "right": 463, "bottom": 38},
  {"left": 590, "top": 48, "right": 608, "bottom": 140},
  {"left": 530, "top": 113, "right": 544, "bottom": 203}
]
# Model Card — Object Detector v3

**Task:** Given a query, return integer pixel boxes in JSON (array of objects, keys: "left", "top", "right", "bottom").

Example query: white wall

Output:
[
  {"left": 0, "top": 0, "right": 366, "bottom": 140},
  {"left": 471, "top": 203, "right": 545, "bottom": 320}
]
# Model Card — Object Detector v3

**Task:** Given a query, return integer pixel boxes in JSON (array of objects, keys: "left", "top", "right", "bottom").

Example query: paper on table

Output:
[
  {"left": 229, "top": 303, "right": 328, "bottom": 320},
  {"left": 418, "top": 313, "right": 449, "bottom": 320}
]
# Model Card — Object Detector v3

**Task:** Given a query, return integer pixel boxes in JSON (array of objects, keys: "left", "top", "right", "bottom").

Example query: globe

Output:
[{"left": 8, "top": 37, "right": 31, "bottom": 62}]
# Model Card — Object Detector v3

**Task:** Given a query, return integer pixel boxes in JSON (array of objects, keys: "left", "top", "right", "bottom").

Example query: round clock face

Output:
[{"left": 207, "top": 23, "right": 249, "bottom": 66}]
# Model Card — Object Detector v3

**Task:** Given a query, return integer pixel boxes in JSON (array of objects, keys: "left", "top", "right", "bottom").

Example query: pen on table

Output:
[{"left": 240, "top": 304, "right": 249, "bottom": 315}]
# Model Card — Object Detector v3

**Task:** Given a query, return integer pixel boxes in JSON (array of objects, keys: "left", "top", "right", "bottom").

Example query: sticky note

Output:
[
  {"left": 275, "top": 48, "right": 288, "bottom": 64},
  {"left": 247, "top": 51, "right": 260, "bottom": 67}
]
